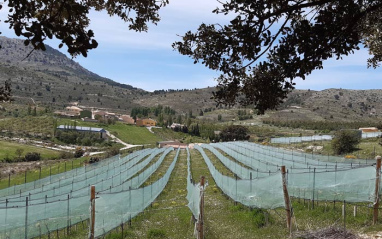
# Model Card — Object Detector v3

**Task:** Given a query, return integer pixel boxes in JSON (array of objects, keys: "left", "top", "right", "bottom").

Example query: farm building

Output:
[
  {"left": 57, "top": 125, "right": 107, "bottom": 139},
  {"left": 121, "top": 115, "right": 135, "bottom": 124},
  {"left": 65, "top": 106, "right": 83, "bottom": 116},
  {"left": 359, "top": 127, "right": 379, "bottom": 133},
  {"left": 136, "top": 118, "right": 156, "bottom": 127}
]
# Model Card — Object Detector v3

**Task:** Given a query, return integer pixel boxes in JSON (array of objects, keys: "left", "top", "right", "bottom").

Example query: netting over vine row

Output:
[
  {"left": 0, "top": 147, "right": 176, "bottom": 238},
  {"left": 195, "top": 144, "right": 285, "bottom": 209},
  {"left": 94, "top": 148, "right": 180, "bottom": 237},
  {"left": 198, "top": 142, "right": 380, "bottom": 205},
  {"left": 186, "top": 147, "right": 202, "bottom": 220},
  {"left": 0, "top": 148, "right": 171, "bottom": 206}
]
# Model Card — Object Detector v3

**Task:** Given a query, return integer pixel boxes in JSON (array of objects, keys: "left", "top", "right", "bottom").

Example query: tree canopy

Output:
[
  {"left": 173, "top": 0, "right": 382, "bottom": 114},
  {"left": 219, "top": 125, "right": 250, "bottom": 142},
  {"left": 0, "top": 80, "right": 12, "bottom": 102},
  {"left": 0, "top": 0, "right": 168, "bottom": 57}
]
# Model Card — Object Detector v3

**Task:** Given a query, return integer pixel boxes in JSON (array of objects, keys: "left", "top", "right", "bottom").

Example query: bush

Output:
[
  {"left": 331, "top": 130, "right": 361, "bottom": 155},
  {"left": 220, "top": 125, "right": 250, "bottom": 142},
  {"left": 24, "top": 152, "right": 41, "bottom": 161},
  {"left": 74, "top": 147, "right": 84, "bottom": 158},
  {"left": 60, "top": 151, "right": 74, "bottom": 159},
  {"left": 89, "top": 157, "right": 100, "bottom": 164},
  {"left": 106, "top": 146, "right": 120, "bottom": 157}
]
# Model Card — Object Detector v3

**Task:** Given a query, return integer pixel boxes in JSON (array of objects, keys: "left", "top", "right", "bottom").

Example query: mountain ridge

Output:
[{"left": 1, "top": 36, "right": 382, "bottom": 122}]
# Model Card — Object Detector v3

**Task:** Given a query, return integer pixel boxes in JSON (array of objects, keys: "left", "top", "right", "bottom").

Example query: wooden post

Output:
[
  {"left": 8, "top": 173, "right": 10, "bottom": 187},
  {"left": 89, "top": 185, "right": 95, "bottom": 239},
  {"left": 281, "top": 166, "right": 292, "bottom": 233},
  {"left": 373, "top": 156, "right": 381, "bottom": 225},
  {"left": 198, "top": 176, "right": 205, "bottom": 239}
]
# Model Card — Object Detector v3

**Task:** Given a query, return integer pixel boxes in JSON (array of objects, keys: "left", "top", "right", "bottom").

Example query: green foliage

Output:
[
  {"left": 80, "top": 110, "right": 92, "bottom": 118},
  {"left": 131, "top": 105, "right": 175, "bottom": 120},
  {"left": 220, "top": 125, "right": 250, "bottom": 142},
  {"left": 74, "top": 147, "right": 84, "bottom": 158},
  {"left": 24, "top": 152, "right": 41, "bottom": 161},
  {"left": 55, "top": 130, "right": 105, "bottom": 146},
  {"left": 174, "top": 1, "right": 382, "bottom": 113},
  {"left": 331, "top": 130, "right": 362, "bottom": 155},
  {"left": 2, "top": 0, "right": 168, "bottom": 57},
  {"left": 105, "top": 146, "right": 120, "bottom": 157},
  {"left": 0, "top": 80, "right": 12, "bottom": 102}
]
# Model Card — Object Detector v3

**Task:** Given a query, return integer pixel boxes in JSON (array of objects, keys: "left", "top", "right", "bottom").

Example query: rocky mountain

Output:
[{"left": 1, "top": 36, "right": 382, "bottom": 123}]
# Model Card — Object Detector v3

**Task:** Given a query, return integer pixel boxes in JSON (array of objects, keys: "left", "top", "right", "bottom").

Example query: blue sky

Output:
[{"left": 1, "top": 0, "right": 381, "bottom": 92}]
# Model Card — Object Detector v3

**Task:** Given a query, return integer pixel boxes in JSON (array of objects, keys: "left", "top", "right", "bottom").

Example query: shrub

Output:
[
  {"left": 24, "top": 152, "right": 41, "bottom": 161},
  {"left": 74, "top": 147, "right": 84, "bottom": 158},
  {"left": 89, "top": 157, "right": 100, "bottom": 164},
  {"left": 60, "top": 151, "right": 74, "bottom": 159},
  {"left": 219, "top": 125, "right": 250, "bottom": 142},
  {"left": 331, "top": 130, "right": 361, "bottom": 155},
  {"left": 106, "top": 146, "right": 120, "bottom": 157}
]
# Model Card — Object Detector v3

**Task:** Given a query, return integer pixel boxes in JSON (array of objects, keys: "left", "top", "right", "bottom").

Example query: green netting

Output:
[
  {"left": 94, "top": 148, "right": 180, "bottom": 237},
  {"left": 201, "top": 144, "right": 256, "bottom": 179},
  {"left": 271, "top": 132, "right": 382, "bottom": 144},
  {"left": 201, "top": 142, "right": 380, "bottom": 203},
  {"left": 186, "top": 147, "right": 202, "bottom": 219},
  {"left": 0, "top": 148, "right": 169, "bottom": 206},
  {"left": 194, "top": 145, "right": 285, "bottom": 209},
  {"left": 0, "top": 148, "right": 174, "bottom": 238}
]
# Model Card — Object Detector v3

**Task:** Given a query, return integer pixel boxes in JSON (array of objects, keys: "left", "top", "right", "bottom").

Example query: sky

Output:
[{"left": 1, "top": 0, "right": 381, "bottom": 92}]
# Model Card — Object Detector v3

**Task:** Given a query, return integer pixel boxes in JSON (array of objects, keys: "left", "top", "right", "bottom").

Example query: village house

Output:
[
  {"left": 120, "top": 115, "right": 135, "bottom": 124},
  {"left": 54, "top": 106, "right": 83, "bottom": 117},
  {"left": 65, "top": 106, "right": 83, "bottom": 116},
  {"left": 136, "top": 118, "right": 156, "bottom": 127},
  {"left": 92, "top": 110, "right": 119, "bottom": 121}
]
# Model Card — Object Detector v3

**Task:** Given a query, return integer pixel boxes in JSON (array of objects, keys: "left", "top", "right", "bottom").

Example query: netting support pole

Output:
[
  {"left": 90, "top": 185, "right": 95, "bottom": 239},
  {"left": 67, "top": 194, "right": 70, "bottom": 236},
  {"left": 373, "top": 156, "right": 381, "bottom": 225},
  {"left": 25, "top": 197, "right": 28, "bottom": 239},
  {"left": 312, "top": 168, "right": 316, "bottom": 210},
  {"left": 281, "top": 166, "right": 292, "bottom": 234},
  {"left": 198, "top": 176, "right": 205, "bottom": 239}
]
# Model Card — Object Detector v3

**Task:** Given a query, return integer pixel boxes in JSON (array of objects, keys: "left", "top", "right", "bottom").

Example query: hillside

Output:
[
  {"left": 271, "top": 88, "right": 382, "bottom": 122},
  {"left": 1, "top": 36, "right": 382, "bottom": 123},
  {"left": 0, "top": 36, "right": 145, "bottom": 112}
]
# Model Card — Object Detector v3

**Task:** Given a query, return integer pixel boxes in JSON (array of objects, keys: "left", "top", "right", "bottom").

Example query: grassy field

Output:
[{"left": 0, "top": 139, "right": 61, "bottom": 162}]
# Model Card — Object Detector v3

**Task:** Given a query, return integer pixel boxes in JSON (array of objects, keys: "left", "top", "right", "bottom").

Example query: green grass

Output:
[
  {"left": 0, "top": 140, "right": 61, "bottom": 162},
  {"left": 106, "top": 123, "right": 161, "bottom": 145}
]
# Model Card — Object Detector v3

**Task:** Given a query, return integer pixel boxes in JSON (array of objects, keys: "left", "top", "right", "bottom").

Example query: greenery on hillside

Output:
[{"left": 0, "top": 140, "right": 61, "bottom": 162}]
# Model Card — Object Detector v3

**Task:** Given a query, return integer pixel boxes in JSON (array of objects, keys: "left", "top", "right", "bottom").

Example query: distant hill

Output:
[
  {"left": 1, "top": 36, "right": 382, "bottom": 123},
  {"left": 0, "top": 36, "right": 145, "bottom": 112},
  {"left": 271, "top": 88, "right": 382, "bottom": 122}
]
